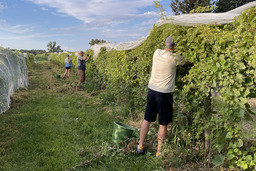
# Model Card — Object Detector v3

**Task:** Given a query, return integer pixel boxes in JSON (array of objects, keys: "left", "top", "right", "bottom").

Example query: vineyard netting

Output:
[
  {"left": 0, "top": 47, "right": 29, "bottom": 114},
  {"left": 91, "top": 1, "right": 256, "bottom": 59}
]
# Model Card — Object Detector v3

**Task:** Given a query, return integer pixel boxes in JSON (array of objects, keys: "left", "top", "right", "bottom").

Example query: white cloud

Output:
[
  {"left": 47, "top": 10, "right": 159, "bottom": 33},
  {"left": 2, "top": 0, "right": 163, "bottom": 51},
  {"left": 101, "top": 29, "right": 142, "bottom": 39},
  {"left": 41, "top": 7, "right": 48, "bottom": 11},
  {"left": 0, "top": 24, "right": 35, "bottom": 34},
  {"left": 143, "top": 11, "right": 158, "bottom": 15},
  {"left": 0, "top": 18, "right": 36, "bottom": 34},
  {"left": 137, "top": 18, "right": 159, "bottom": 27},
  {"left": 9, "top": 25, "right": 35, "bottom": 34},
  {"left": 51, "top": 12, "right": 68, "bottom": 17},
  {"left": 26, "top": 0, "right": 157, "bottom": 24}
]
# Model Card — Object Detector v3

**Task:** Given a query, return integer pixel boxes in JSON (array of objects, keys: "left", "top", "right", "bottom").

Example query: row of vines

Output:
[
  {"left": 49, "top": 7, "right": 256, "bottom": 170},
  {"left": 0, "top": 48, "right": 34, "bottom": 114}
]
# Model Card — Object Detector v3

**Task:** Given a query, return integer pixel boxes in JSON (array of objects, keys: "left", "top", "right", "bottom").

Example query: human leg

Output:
[
  {"left": 63, "top": 69, "right": 67, "bottom": 77},
  {"left": 77, "top": 70, "right": 85, "bottom": 88},
  {"left": 156, "top": 92, "right": 173, "bottom": 156},
  {"left": 138, "top": 120, "right": 151, "bottom": 149},
  {"left": 68, "top": 69, "right": 71, "bottom": 77},
  {"left": 138, "top": 89, "right": 157, "bottom": 154},
  {"left": 157, "top": 124, "right": 167, "bottom": 154},
  {"left": 77, "top": 70, "right": 82, "bottom": 87},
  {"left": 81, "top": 70, "right": 85, "bottom": 83}
]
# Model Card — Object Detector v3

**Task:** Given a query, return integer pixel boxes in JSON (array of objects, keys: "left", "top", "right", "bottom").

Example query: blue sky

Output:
[{"left": 0, "top": 0, "right": 172, "bottom": 52}]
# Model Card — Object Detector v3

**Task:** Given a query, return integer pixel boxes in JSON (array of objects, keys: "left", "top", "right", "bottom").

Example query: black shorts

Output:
[
  {"left": 144, "top": 88, "right": 173, "bottom": 125},
  {"left": 66, "top": 66, "right": 71, "bottom": 70}
]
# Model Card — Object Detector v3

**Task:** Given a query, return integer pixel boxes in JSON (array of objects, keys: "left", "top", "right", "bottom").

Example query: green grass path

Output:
[{"left": 0, "top": 62, "right": 161, "bottom": 171}]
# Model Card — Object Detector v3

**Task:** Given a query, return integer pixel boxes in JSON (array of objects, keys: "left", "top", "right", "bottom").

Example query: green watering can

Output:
[{"left": 112, "top": 122, "right": 135, "bottom": 143}]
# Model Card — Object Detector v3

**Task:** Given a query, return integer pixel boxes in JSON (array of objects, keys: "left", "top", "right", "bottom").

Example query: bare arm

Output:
[
  {"left": 177, "top": 52, "right": 192, "bottom": 65},
  {"left": 83, "top": 56, "right": 89, "bottom": 63}
]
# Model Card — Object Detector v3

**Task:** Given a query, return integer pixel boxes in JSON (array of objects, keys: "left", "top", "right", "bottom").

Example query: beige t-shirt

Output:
[{"left": 148, "top": 49, "right": 186, "bottom": 93}]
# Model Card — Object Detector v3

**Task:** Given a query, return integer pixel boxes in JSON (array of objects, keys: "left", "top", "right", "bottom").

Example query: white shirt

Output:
[{"left": 148, "top": 49, "right": 186, "bottom": 93}]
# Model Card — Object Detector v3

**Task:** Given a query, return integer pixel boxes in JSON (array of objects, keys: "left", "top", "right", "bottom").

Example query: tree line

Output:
[
  {"left": 10, "top": 49, "right": 47, "bottom": 55},
  {"left": 170, "top": 0, "right": 255, "bottom": 15}
]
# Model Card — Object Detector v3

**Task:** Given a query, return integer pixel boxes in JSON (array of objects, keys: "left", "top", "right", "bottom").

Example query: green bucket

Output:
[
  {"left": 56, "top": 74, "right": 61, "bottom": 78},
  {"left": 112, "top": 122, "right": 135, "bottom": 143}
]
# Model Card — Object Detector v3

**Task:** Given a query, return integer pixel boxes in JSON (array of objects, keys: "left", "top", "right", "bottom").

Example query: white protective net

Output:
[
  {"left": 0, "top": 47, "right": 29, "bottom": 114},
  {"left": 91, "top": 1, "right": 256, "bottom": 59}
]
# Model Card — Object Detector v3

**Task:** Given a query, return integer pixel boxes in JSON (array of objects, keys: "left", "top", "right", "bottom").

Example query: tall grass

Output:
[{"left": 0, "top": 62, "right": 163, "bottom": 170}]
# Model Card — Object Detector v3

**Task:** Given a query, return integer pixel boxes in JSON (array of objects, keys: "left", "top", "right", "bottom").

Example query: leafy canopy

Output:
[
  {"left": 89, "top": 39, "right": 107, "bottom": 46},
  {"left": 47, "top": 41, "right": 62, "bottom": 53}
]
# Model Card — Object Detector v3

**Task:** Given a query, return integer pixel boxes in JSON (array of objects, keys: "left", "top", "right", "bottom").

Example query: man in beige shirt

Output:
[{"left": 137, "top": 36, "right": 186, "bottom": 157}]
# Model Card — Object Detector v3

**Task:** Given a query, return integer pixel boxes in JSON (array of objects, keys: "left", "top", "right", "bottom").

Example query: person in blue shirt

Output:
[{"left": 63, "top": 54, "right": 72, "bottom": 78}]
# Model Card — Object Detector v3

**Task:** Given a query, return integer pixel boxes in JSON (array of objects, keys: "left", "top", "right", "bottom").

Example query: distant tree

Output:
[
  {"left": 89, "top": 39, "right": 107, "bottom": 46},
  {"left": 170, "top": 0, "right": 212, "bottom": 15},
  {"left": 215, "top": 0, "right": 255, "bottom": 12},
  {"left": 47, "top": 41, "right": 62, "bottom": 53},
  {"left": 170, "top": 0, "right": 180, "bottom": 15}
]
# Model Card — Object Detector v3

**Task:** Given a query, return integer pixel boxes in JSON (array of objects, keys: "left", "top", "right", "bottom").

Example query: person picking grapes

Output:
[
  {"left": 137, "top": 36, "right": 187, "bottom": 157},
  {"left": 77, "top": 51, "right": 89, "bottom": 89}
]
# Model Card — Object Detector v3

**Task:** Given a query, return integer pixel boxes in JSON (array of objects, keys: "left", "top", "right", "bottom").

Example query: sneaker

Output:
[
  {"left": 137, "top": 145, "right": 144, "bottom": 155},
  {"left": 156, "top": 152, "right": 161, "bottom": 158}
]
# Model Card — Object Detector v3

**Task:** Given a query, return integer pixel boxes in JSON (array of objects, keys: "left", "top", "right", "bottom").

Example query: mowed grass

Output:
[
  {"left": 0, "top": 62, "right": 162, "bottom": 170},
  {"left": 35, "top": 54, "right": 49, "bottom": 63}
]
